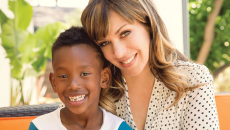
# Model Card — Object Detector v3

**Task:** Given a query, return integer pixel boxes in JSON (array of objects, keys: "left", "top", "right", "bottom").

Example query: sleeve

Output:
[
  {"left": 28, "top": 122, "right": 38, "bottom": 130},
  {"left": 118, "top": 121, "right": 132, "bottom": 130},
  {"left": 182, "top": 65, "right": 220, "bottom": 130}
]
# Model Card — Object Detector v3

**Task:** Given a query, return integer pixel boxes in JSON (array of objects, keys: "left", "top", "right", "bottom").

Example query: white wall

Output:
[
  {"left": 153, "top": 0, "right": 185, "bottom": 54},
  {"left": 0, "top": 0, "right": 13, "bottom": 107},
  {"left": 0, "top": 41, "right": 11, "bottom": 107}
]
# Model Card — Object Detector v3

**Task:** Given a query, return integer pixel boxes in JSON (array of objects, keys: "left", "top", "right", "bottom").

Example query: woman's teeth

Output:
[
  {"left": 122, "top": 54, "right": 136, "bottom": 64},
  {"left": 69, "top": 95, "right": 85, "bottom": 102}
]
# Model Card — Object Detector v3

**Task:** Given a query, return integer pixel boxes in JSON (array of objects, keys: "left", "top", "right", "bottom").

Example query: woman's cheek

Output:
[{"left": 101, "top": 48, "right": 113, "bottom": 62}]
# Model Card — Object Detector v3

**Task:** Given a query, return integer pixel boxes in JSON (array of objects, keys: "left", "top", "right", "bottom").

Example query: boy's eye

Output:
[
  {"left": 58, "top": 75, "right": 68, "bottom": 78},
  {"left": 81, "top": 73, "right": 90, "bottom": 76},
  {"left": 99, "top": 41, "right": 110, "bottom": 47},
  {"left": 121, "top": 31, "right": 130, "bottom": 37}
]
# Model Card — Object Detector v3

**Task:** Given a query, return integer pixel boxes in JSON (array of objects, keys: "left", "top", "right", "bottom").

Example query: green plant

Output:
[
  {"left": 0, "top": 0, "right": 33, "bottom": 105},
  {"left": 0, "top": 0, "right": 67, "bottom": 105},
  {"left": 189, "top": 0, "right": 230, "bottom": 72},
  {"left": 189, "top": 0, "right": 230, "bottom": 92}
]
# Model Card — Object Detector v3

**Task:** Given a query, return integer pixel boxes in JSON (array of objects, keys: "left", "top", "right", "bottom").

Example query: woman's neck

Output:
[{"left": 122, "top": 64, "right": 155, "bottom": 90}]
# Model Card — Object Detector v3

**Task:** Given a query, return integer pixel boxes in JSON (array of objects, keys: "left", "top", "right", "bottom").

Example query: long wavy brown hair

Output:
[{"left": 81, "top": 0, "right": 197, "bottom": 114}]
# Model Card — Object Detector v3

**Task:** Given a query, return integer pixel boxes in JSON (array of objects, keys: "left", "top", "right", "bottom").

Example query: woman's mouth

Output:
[
  {"left": 122, "top": 54, "right": 136, "bottom": 64},
  {"left": 120, "top": 53, "right": 137, "bottom": 67}
]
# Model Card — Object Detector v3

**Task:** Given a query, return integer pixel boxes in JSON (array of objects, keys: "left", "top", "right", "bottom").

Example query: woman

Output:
[{"left": 81, "top": 0, "right": 219, "bottom": 129}]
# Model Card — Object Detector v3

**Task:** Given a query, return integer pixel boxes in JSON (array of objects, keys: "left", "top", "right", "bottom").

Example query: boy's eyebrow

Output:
[
  {"left": 80, "top": 65, "right": 93, "bottom": 68},
  {"left": 55, "top": 67, "right": 66, "bottom": 71},
  {"left": 55, "top": 65, "right": 93, "bottom": 71}
]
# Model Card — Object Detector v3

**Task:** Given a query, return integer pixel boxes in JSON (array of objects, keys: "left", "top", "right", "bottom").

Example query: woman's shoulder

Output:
[
  {"left": 174, "top": 60, "right": 206, "bottom": 68},
  {"left": 174, "top": 60, "right": 213, "bottom": 87}
]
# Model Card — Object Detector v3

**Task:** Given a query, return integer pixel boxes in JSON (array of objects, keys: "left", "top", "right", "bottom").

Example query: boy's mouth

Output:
[{"left": 68, "top": 95, "right": 86, "bottom": 102}]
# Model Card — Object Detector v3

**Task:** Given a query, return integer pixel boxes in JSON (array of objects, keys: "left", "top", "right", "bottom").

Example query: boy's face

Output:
[{"left": 49, "top": 44, "right": 111, "bottom": 115}]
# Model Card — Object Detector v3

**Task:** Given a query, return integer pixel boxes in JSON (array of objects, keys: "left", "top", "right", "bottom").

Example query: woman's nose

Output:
[{"left": 113, "top": 41, "right": 127, "bottom": 59}]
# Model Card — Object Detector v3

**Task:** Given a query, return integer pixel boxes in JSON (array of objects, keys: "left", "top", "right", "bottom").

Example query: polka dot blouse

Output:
[{"left": 115, "top": 60, "right": 219, "bottom": 130}]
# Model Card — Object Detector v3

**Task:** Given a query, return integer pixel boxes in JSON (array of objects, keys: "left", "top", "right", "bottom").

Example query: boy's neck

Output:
[{"left": 60, "top": 107, "right": 103, "bottom": 130}]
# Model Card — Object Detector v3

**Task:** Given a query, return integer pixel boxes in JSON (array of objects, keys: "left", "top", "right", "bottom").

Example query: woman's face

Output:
[{"left": 97, "top": 11, "right": 151, "bottom": 77}]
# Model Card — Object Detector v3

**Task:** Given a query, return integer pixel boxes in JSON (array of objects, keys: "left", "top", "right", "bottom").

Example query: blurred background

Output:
[{"left": 0, "top": 0, "right": 229, "bottom": 107}]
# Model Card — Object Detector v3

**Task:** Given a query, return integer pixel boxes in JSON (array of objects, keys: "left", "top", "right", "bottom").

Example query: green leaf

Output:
[
  {"left": 0, "top": 10, "right": 8, "bottom": 27},
  {"left": 0, "top": 20, "right": 29, "bottom": 78},
  {"left": 19, "top": 33, "right": 37, "bottom": 63},
  {"left": 9, "top": 0, "right": 33, "bottom": 30},
  {"left": 30, "top": 22, "right": 67, "bottom": 74},
  {"left": 32, "top": 47, "right": 47, "bottom": 73},
  {"left": 34, "top": 22, "right": 67, "bottom": 59},
  {"left": 11, "top": 58, "right": 23, "bottom": 78}
]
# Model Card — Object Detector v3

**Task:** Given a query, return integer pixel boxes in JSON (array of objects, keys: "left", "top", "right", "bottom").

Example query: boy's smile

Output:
[{"left": 49, "top": 44, "right": 110, "bottom": 116}]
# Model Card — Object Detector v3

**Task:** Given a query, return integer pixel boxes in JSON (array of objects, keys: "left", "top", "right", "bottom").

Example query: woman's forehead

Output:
[{"left": 82, "top": 0, "right": 140, "bottom": 41}]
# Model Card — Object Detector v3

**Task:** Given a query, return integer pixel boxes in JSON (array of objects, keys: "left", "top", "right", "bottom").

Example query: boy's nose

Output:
[{"left": 69, "top": 78, "right": 81, "bottom": 89}]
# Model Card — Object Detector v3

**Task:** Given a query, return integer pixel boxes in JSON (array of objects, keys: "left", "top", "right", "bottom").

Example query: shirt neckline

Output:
[
  {"left": 122, "top": 76, "right": 158, "bottom": 129},
  {"left": 58, "top": 107, "right": 105, "bottom": 130}
]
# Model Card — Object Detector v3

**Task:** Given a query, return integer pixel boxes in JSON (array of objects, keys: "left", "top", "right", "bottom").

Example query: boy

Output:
[{"left": 28, "top": 27, "right": 131, "bottom": 130}]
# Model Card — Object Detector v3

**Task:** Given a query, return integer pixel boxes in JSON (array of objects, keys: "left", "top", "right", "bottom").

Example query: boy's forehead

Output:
[
  {"left": 52, "top": 44, "right": 102, "bottom": 69},
  {"left": 53, "top": 44, "right": 96, "bottom": 58}
]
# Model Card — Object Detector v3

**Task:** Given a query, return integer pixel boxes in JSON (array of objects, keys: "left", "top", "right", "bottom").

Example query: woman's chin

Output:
[{"left": 121, "top": 69, "right": 142, "bottom": 77}]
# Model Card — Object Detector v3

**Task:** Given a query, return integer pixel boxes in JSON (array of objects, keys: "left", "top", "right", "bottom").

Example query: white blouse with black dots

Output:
[{"left": 115, "top": 61, "right": 220, "bottom": 130}]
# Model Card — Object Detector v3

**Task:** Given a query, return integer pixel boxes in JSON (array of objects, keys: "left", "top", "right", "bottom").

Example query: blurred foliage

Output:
[
  {"left": 1, "top": 0, "right": 33, "bottom": 79},
  {"left": 189, "top": 0, "right": 230, "bottom": 72},
  {"left": 213, "top": 67, "right": 230, "bottom": 92},
  {"left": 65, "top": 8, "right": 82, "bottom": 27},
  {"left": 23, "top": 22, "right": 67, "bottom": 74},
  {"left": 0, "top": 0, "right": 67, "bottom": 105}
]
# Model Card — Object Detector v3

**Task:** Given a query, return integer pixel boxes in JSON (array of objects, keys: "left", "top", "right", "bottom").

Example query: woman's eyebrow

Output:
[
  {"left": 97, "top": 24, "right": 128, "bottom": 42},
  {"left": 115, "top": 24, "right": 127, "bottom": 35}
]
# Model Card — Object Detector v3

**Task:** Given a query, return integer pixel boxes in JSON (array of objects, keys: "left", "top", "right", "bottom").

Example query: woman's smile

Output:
[{"left": 119, "top": 53, "right": 137, "bottom": 68}]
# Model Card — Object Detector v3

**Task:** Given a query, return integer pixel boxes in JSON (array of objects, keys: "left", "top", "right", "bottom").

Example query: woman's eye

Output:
[
  {"left": 81, "top": 73, "right": 90, "bottom": 76},
  {"left": 58, "top": 75, "right": 68, "bottom": 78},
  {"left": 121, "top": 31, "right": 130, "bottom": 37},
  {"left": 99, "top": 41, "right": 110, "bottom": 47}
]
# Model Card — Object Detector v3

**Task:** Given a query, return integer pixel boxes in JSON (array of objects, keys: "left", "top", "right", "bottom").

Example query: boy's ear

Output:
[
  {"left": 100, "top": 67, "right": 111, "bottom": 89},
  {"left": 49, "top": 72, "right": 57, "bottom": 93}
]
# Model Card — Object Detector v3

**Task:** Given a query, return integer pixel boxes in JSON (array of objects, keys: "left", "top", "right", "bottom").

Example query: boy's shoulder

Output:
[
  {"left": 100, "top": 108, "right": 132, "bottom": 130},
  {"left": 32, "top": 108, "right": 58, "bottom": 122},
  {"left": 29, "top": 108, "right": 66, "bottom": 130}
]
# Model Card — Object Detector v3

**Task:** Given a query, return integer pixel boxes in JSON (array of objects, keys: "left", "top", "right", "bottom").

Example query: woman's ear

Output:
[
  {"left": 100, "top": 67, "right": 112, "bottom": 88},
  {"left": 49, "top": 73, "right": 57, "bottom": 93}
]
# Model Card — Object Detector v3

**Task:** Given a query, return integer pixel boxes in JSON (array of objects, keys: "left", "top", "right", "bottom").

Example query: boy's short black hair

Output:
[{"left": 52, "top": 26, "right": 107, "bottom": 67}]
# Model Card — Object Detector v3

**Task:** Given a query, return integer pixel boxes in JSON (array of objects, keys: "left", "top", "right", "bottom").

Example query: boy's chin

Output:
[{"left": 63, "top": 106, "right": 87, "bottom": 115}]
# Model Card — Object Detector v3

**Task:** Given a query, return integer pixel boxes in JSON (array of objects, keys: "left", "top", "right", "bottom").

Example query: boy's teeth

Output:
[
  {"left": 69, "top": 95, "right": 86, "bottom": 102},
  {"left": 122, "top": 54, "right": 136, "bottom": 64}
]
